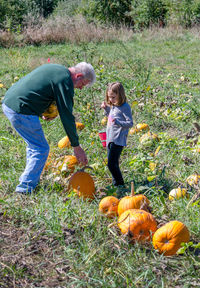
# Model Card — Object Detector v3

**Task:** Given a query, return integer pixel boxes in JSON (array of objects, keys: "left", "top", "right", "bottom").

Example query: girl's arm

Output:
[{"left": 114, "top": 105, "right": 133, "bottom": 128}]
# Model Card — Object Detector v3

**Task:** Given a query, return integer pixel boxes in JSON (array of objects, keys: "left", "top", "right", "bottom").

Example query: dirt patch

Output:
[{"left": 0, "top": 214, "right": 75, "bottom": 287}]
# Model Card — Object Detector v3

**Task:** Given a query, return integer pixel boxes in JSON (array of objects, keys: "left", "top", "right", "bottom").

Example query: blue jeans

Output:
[
  {"left": 2, "top": 104, "right": 49, "bottom": 193},
  {"left": 107, "top": 142, "right": 124, "bottom": 186}
]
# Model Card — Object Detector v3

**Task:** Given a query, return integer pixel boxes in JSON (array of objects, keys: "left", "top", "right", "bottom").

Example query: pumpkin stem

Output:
[{"left": 131, "top": 182, "right": 135, "bottom": 196}]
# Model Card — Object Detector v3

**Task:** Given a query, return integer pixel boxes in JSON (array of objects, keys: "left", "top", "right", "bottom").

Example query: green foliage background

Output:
[{"left": 1, "top": 0, "right": 200, "bottom": 31}]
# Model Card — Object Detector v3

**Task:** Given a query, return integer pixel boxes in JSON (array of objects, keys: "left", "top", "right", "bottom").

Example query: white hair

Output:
[{"left": 74, "top": 62, "right": 96, "bottom": 87}]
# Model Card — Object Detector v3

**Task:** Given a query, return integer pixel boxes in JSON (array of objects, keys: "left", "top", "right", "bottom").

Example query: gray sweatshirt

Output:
[{"left": 104, "top": 102, "right": 133, "bottom": 147}]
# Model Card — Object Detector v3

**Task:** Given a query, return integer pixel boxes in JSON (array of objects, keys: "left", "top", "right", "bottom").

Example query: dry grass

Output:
[
  {"left": 24, "top": 15, "right": 134, "bottom": 45},
  {"left": 0, "top": 31, "right": 16, "bottom": 48},
  {"left": 1, "top": 15, "right": 200, "bottom": 48},
  {"left": 140, "top": 24, "right": 200, "bottom": 41},
  {"left": 0, "top": 15, "right": 134, "bottom": 47}
]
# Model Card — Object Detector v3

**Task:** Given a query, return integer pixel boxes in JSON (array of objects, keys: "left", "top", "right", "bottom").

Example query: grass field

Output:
[{"left": 0, "top": 27, "right": 200, "bottom": 287}]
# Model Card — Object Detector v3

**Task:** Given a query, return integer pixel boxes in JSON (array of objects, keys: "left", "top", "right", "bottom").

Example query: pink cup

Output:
[{"left": 99, "top": 131, "right": 106, "bottom": 148}]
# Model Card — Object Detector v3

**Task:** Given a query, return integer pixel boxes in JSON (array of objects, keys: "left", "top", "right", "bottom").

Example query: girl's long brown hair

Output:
[{"left": 106, "top": 82, "right": 127, "bottom": 106}]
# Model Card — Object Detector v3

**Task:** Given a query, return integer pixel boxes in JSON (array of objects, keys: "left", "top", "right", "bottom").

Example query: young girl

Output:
[{"left": 101, "top": 82, "right": 133, "bottom": 194}]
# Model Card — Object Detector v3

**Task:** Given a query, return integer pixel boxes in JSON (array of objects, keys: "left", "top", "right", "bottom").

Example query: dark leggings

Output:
[{"left": 107, "top": 142, "right": 124, "bottom": 186}]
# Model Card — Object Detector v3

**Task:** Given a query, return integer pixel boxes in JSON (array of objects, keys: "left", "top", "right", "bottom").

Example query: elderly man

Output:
[{"left": 2, "top": 62, "right": 96, "bottom": 194}]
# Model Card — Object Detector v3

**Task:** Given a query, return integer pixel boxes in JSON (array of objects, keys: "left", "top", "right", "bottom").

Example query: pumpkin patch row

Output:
[{"left": 98, "top": 184, "right": 190, "bottom": 256}]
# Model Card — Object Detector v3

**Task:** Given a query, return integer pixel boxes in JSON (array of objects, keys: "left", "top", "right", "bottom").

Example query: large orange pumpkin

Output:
[
  {"left": 152, "top": 220, "right": 190, "bottom": 256},
  {"left": 118, "top": 209, "right": 157, "bottom": 242},
  {"left": 99, "top": 196, "right": 119, "bottom": 218},
  {"left": 68, "top": 167, "right": 95, "bottom": 200},
  {"left": 118, "top": 182, "right": 150, "bottom": 216},
  {"left": 58, "top": 136, "right": 71, "bottom": 149}
]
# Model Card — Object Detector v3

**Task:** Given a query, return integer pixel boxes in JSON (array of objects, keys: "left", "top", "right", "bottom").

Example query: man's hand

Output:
[{"left": 73, "top": 146, "right": 88, "bottom": 166}]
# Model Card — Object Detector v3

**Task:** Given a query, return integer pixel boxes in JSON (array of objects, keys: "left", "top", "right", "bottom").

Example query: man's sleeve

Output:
[{"left": 55, "top": 81, "right": 79, "bottom": 147}]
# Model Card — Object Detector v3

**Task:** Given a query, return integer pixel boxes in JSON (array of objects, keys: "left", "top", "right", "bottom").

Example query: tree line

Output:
[{"left": 1, "top": 0, "right": 200, "bottom": 31}]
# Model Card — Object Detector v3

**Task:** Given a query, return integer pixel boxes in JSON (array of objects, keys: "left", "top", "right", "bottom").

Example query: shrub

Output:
[
  {"left": 128, "top": 0, "right": 168, "bottom": 29},
  {"left": 53, "top": 0, "right": 82, "bottom": 17},
  {"left": 0, "top": 0, "right": 58, "bottom": 30},
  {"left": 80, "top": 0, "right": 133, "bottom": 26},
  {"left": 165, "top": 0, "right": 200, "bottom": 28}
]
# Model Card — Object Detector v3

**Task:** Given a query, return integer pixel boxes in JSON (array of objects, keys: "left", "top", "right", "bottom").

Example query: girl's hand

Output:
[{"left": 101, "top": 101, "right": 107, "bottom": 109}]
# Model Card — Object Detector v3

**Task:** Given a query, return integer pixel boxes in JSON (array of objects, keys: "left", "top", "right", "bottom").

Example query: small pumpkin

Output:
[
  {"left": 129, "top": 123, "right": 149, "bottom": 135},
  {"left": 169, "top": 187, "right": 188, "bottom": 201},
  {"left": 186, "top": 174, "right": 200, "bottom": 187},
  {"left": 99, "top": 196, "right": 119, "bottom": 218},
  {"left": 118, "top": 182, "right": 150, "bottom": 216},
  {"left": 42, "top": 102, "right": 59, "bottom": 119},
  {"left": 101, "top": 116, "right": 108, "bottom": 126},
  {"left": 58, "top": 136, "right": 71, "bottom": 149},
  {"left": 62, "top": 155, "right": 78, "bottom": 172},
  {"left": 152, "top": 220, "right": 190, "bottom": 256},
  {"left": 76, "top": 122, "right": 85, "bottom": 130},
  {"left": 139, "top": 131, "right": 159, "bottom": 149},
  {"left": 118, "top": 209, "right": 157, "bottom": 242},
  {"left": 68, "top": 166, "right": 95, "bottom": 200},
  {"left": 44, "top": 152, "right": 53, "bottom": 171}
]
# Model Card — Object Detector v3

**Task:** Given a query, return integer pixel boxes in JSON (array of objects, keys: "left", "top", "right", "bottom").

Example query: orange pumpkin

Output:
[
  {"left": 44, "top": 152, "right": 53, "bottom": 171},
  {"left": 118, "top": 182, "right": 150, "bottom": 216},
  {"left": 152, "top": 220, "right": 190, "bottom": 256},
  {"left": 76, "top": 122, "right": 85, "bottom": 130},
  {"left": 63, "top": 155, "right": 78, "bottom": 172},
  {"left": 129, "top": 123, "right": 149, "bottom": 135},
  {"left": 42, "top": 102, "right": 58, "bottom": 118},
  {"left": 99, "top": 196, "right": 119, "bottom": 218},
  {"left": 68, "top": 167, "right": 95, "bottom": 200},
  {"left": 118, "top": 209, "right": 157, "bottom": 242},
  {"left": 58, "top": 136, "right": 71, "bottom": 149}
]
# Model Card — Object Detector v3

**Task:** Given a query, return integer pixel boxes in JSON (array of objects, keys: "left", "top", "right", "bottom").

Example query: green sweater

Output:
[{"left": 3, "top": 64, "right": 79, "bottom": 147}]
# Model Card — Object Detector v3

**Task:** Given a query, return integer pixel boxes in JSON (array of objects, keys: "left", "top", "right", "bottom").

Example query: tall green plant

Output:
[
  {"left": 0, "top": 0, "right": 59, "bottom": 30},
  {"left": 80, "top": 0, "right": 133, "bottom": 26},
  {"left": 165, "top": 0, "right": 200, "bottom": 27},
  {"left": 53, "top": 0, "right": 81, "bottom": 17},
  {"left": 33, "top": 0, "right": 59, "bottom": 17},
  {"left": 129, "top": 0, "right": 167, "bottom": 29}
]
